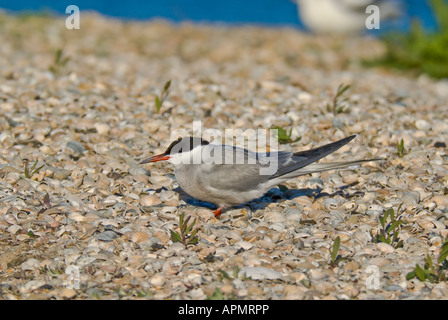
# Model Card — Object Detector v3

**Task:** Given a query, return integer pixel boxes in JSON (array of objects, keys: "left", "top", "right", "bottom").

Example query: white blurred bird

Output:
[
  {"left": 295, "top": 0, "right": 401, "bottom": 35},
  {"left": 140, "top": 135, "right": 381, "bottom": 218}
]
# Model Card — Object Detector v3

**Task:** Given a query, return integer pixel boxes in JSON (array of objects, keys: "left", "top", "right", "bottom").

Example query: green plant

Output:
[
  {"left": 272, "top": 126, "right": 301, "bottom": 144},
  {"left": 375, "top": 205, "right": 404, "bottom": 248},
  {"left": 365, "top": 0, "right": 448, "bottom": 79},
  {"left": 406, "top": 236, "right": 448, "bottom": 283},
  {"left": 206, "top": 287, "right": 225, "bottom": 300},
  {"left": 154, "top": 80, "right": 171, "bottom": 113},
  {"left": 397, "top": 138, "right": 405, "bottom": 158},
  {"left": 49, "top": 48, "right": 70, "bottom": 74},
  {"left": 169, "top": 212, "right": 199, "bottom": 248},
  {"left": 326, "top": 83, "right": 351, "bottom": 115},
  {"left": 218, "top": 265, "right": 249, "bottom": 281},
  {"left": 23, "top": 159, "right": 44, "bottom": 179},
  {"left": 206, "top": 265, "right": 248, "bottom": 300},
  {"left": 329, "top": 236, "right": 341, "bottom": 268}
]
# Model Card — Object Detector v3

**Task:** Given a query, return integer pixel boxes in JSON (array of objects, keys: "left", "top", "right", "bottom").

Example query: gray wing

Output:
[
  {"left": 198, "top": 144, "right": 274, "bottom": 191},
  {"left": 269, "top": 135, "right": 356, "bottom": 179},
  {"left": 196, "top": 163, "right": 269, "bottom": 192},
  {"left": 198, "top": 135, "right": 356, "bottom": 191}
]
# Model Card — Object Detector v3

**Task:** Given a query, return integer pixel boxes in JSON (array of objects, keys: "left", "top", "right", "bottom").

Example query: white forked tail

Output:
[{"left": 282, "top": 158, "right": 384, "bottom": 178}]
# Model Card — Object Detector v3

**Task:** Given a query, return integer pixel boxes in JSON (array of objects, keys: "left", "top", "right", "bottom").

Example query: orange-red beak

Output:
[{"left": 140, "top": 154, "right": 170, "bottom": 164}]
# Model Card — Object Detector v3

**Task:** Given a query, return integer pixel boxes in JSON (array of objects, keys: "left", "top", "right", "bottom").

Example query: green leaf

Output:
[
  {"left": 155, "top": 95, "right": 161, "bottom": 111},
  {"left": 182, "top": 216, "right": 192, "bottom": 233},
  {"left": 397, "top": 139, "right": 405, "bottom": 157},
  {"left": 207, "top": 288, "right": 224, "bottom": 300},
  {"left": 184, "top": 218, "right": 196, "bottom": 235},
  {"left": 377, "top": 234, "right": 388, "bottom": 244},
  {"left": 189, "top": 228, "right": 198, "bottom": 240},
  {"left": 32, "top": 164, "right": 44, "bottom": 176},
  {"left": 30, "top": 159, "right": 38, "bottom": 171},
  {"left": 179, "top": 212, "right": 185, "bottom": 229},
  {"left": 188, "top": 237, "right": 198, "bottom": 245},
  {"left": 384, "top": 208, "right": 394, "bottom": 220},
  {"left": 337, "top": 83, "right": 351, "bottom": 96},
  {"left": 169, "top": 230, "right": 182, "bottom": 243},
  {"left": 414, "top": 264, "right": 427, "bottom": 282},
  {"left": 330, "top": 236, "right": 340, "bottom": 263},
  {"left": 389, "top": 220, "right": 403, "bottom": 232},
  {"left": 233, "top": 265, "right": 240, "bottom": 279},
  {"left": 163, "top": 80, "right": 171, "bottom": 93},
  {"left": 24, "top": 165, "right": 30, "bottom": 178},
  {"left": 54, "top": 48, "right": 63, "bottom": 64},
  {"left": 439, "top": 244, "right": 448, "bottom": 264},
  {"left": 406, "top": 271, "right": 416, "bottom": 280},
  {"left": 425, "top": 254, "right": 433, "bottom": 271},
  {"left": 379, "top": 215, "right": 386, "bottom": 229},
  {"left": 219, "top": 269, "right": 231, "bottom": 280}
]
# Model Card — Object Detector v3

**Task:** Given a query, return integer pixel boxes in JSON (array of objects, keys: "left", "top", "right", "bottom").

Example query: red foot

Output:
[{"left": 213, "top": 207, "right": 222, "bottom": 218}]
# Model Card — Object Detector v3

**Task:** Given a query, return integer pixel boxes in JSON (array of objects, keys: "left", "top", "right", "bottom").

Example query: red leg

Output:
[{"left": 213, "top": 207, "right": 222, "bottom": 218}]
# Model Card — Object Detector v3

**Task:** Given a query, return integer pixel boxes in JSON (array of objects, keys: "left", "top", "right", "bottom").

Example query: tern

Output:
[{"left": 140, "top": 135, "right": 380, "bottom": 218}]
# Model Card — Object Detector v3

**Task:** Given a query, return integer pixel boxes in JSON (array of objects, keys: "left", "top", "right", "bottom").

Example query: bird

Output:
[
  {"left": 295, "top": 0, "right": 401, "bottom": 35},
  {"left": 140, "top": 135, "right": 380, "bottom": 218}
]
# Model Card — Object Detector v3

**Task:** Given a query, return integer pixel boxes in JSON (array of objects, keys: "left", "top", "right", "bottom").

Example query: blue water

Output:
[{"left": 0, "top": 0, "right": 439, "bottom": 32}]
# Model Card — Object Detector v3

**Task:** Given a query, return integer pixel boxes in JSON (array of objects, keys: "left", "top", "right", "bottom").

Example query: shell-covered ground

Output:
[{"left": 0, "top": 12, "right": 448, "bottom": 300}]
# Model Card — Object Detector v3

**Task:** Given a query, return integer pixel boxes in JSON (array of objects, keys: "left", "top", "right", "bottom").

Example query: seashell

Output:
[
  {"left": 376, "top": 242, "right": 395, "bottom": 253},
  {"left": 401, "top": 191, "right": 420, "bottom": 205},
  {"left": 343, "top": 201, "right": 358, "bottom": 212},
  {"left": 415, "top": 119, "right": 430, "bottom": 131},
  {"left": 430, "top": 235, "right": 443, "bottom": 247},
  {"left": 423, "top": 200, "right": 437, "bottom": 211},
  {"left": 53, "top": 169, "right": 71, "bottom": 180},
  {"left": 226, "top": 230, "right": 243, "bottom": 241},
  {"left": 149, "top": 275, "right": 166, "bottom": 288},
  {"left": 285, "top": 207, "right": 302, "bottom": 218},
  {"left": 97, "top": 230, "right": 119, "bottom": 242},
  {"left": 366, "top": 204, "right": 383, "bottom": 216},
  {"left": 102, "top": 195, "right": 119, "bottom": 206},
  {"left": 149, "top": 175, "right": 173, "bottom": 187},
  {"left": 322, "top": 198, "right": 339, "bottom": 210},
  {"left": 235, "top": 241, "right": 254, "bottom": 250},
  {"left": 129, "top": 166, "right": 147, "bottom": 176},
  {"left": 159, "top": 190, "right": 178, "bottom": 202},
  {"left": 269, "top": 222, "right": 286, "bottom": 232},
  {"left": 184, "top": 273, "right": 203, "bottom": 286},
  {"left": 93, "top": 143, "right": 109, "bottom": 154},
  {"left": 94, "top": 123, "right": 110, "bottom": 135},
  {"left": 131, "top": 231, "right": 150, "bottom": 243},
  {"left": 362, "top": 192, "right": 376, "bottom": 202},
  {"left": 66, "top": 141, "right": 85, "bottom": 153},
  {"left": 7, "top": 224, "right": 22, "bottom": 234},
  {"left": 5, "top": 172, "right": 20, "bottom": 184},
  {"left": 342, "top": 172, "right": 359, "bottom": 185},
  {"left": 291, "top": 196, "right": 312, "bottom": 206},
  {"left": 4, "top": 214, "right": 17, "bottom": 225},
  {"left": 68, "top": 212, "right": 85, "bottom": 222},
  {"left": 264, "top": 211, "right": 286, "bottom": 223},
  {"left": 335, "top": 232, "right": 351, "bottom": 242},
  {"left": 417, "top": 217, "right": 435, "bottom": 230},
  {"left": 20, "top": 258, "right": 40, "bottom": 271}
]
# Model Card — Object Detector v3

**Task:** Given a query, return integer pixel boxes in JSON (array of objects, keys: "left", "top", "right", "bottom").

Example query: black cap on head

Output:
[{"left": 164, "top": 137, "right": 209, "bottom": 155}]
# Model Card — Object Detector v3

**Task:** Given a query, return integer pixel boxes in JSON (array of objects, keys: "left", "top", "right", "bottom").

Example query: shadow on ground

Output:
[{"left": 171, "top": 182, "right": 364, "bottom": 213}]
